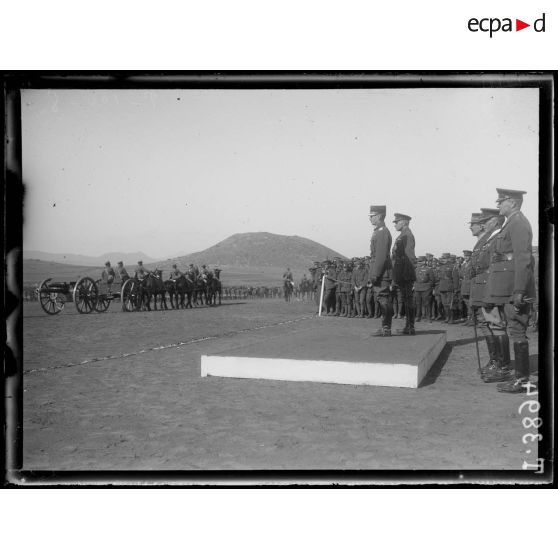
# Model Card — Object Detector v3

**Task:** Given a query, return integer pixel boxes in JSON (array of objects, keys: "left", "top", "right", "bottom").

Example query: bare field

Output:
[{"left": 22, "top": 298, "right": 539, "bottom": 472}]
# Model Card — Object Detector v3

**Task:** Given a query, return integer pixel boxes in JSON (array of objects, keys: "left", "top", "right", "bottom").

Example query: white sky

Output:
[{"left": 21, "top": 87, "right": 539, "bottom": 259}]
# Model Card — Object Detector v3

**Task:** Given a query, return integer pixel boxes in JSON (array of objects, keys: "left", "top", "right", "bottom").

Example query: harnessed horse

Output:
[{"left": 138, "top": 270, "right": 168, "bottom": 311}]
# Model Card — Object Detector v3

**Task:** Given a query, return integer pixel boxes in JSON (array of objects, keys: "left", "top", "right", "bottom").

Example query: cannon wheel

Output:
[
  {"left": 38, "top": 278, "right": 66, "bottom": 315},
  {"left": 73, "top": 277, "right": 98, "bottom": 314},
  {"left": 121, "top": 278, "right": 138, "bottom": 312},
  {"left": 94, "top": 279, "right": 111, "bottom": 312}
]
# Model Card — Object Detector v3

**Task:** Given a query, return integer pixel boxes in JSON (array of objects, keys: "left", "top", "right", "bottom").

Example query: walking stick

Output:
[
  {"left": 472, "top": 307, "right": 482, "bottom": 372},
  {"left": 318, "top": 274, "right": 326, "bottom": 317}
]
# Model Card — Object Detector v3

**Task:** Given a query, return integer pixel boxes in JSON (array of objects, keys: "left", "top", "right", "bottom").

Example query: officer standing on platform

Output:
[
  {"left": 391, "top": 213, "right": 417, "bottom": 334},
  {"left": 368, "top": 205, "right": 394, "bottom": 336},
  {"left": 483, "top": 189, "right": 536, "bottom": 393}
]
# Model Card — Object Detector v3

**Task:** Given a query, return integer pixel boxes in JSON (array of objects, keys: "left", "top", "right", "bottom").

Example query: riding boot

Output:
[
  {"left": 482, "top": 335, "right": 514, "bottom": 383},
  {"left": 443, "top": 305, "right": 450, "bottom": 323},
  {"left": 497, "top": 335, "right": 511, "bottom": 371},
  {"left": 497, "top": 341, "right": 531, "bottom": 393},
  {"left": 480, "top": 335, "right": 499, "bottom": 374}
]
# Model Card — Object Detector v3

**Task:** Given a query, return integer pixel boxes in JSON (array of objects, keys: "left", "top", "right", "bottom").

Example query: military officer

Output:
[
  {"left": 369, "top": 205, "right": 394, "bottom": 336},
  {"left": 391, "top": 213, "right": 417, "bottom": 334},
  {"left": 483, "top": 189, "right": 536, "bottom": 393},
  {"left": 414, "top": 256, "right": 434, "bottom": 322},
  {"left": 469, "top": 208, "right": 508, "bottom": 378}
]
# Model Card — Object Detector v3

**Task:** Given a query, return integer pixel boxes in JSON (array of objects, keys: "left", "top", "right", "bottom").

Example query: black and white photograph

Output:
[{"left": 5, "top": 73, "right": 553, "bottom": 484}]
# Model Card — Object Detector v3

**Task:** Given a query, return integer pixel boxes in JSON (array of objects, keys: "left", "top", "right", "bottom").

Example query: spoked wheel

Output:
[
  {"left": 73, "top": 277, "right": 98, "bottom": 314},
  {"left": 94, "top": 279, "right": 111, "bottom": 312},
  {"left": 95, "top": 295, "right": 111, "bottom": 312},
  {"left": 121, "top": 279, "right": 139, "bottom": 312},
  {"left": 38, "top": 278, "right": 66, "bottom": 315}
]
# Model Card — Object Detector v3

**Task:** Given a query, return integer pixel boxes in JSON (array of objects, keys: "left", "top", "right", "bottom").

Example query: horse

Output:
[
  {"left": 206, "top": 269, "right": 222, "bottom": 306},
  {"left": 139, "top": 270, "right": 169, "bottom": 311},
  {"left": 284, "top": 279, "right": 294, "bottom": 302}
]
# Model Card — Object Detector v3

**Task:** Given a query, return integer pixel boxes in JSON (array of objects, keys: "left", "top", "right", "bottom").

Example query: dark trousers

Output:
[
  {"left": 414, "top": 289, "right": 432, "bottom": 320},
  {"left": 374, "top": 283, "right": 393, "bottom": 329},
  {"left": 399, "top": 282, "right": 414, "bottom": 327}
]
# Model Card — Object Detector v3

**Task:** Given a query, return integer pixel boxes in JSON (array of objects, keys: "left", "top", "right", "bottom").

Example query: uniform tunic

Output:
[
  {"left": 369, "top": 223, "right": 393, "bottom": 328},
  {"left": 485, "top": 210, "right": 535, "bottom": 342}
]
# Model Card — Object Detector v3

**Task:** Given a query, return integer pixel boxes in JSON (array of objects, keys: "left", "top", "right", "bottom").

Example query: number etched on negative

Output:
[
  {"left": 522, "top": 416, "right": 543, "bottom": 429},
  {"left": 522, "top": 432, "right": 542, "bottom": 444},
  {"left": 518, "top": 400, "right": 540, "bottom": 414}
]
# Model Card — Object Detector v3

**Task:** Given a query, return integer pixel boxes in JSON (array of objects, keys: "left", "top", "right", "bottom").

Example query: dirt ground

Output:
[{"left": 20, "top": 298, "right": 540, "bottom": 473}]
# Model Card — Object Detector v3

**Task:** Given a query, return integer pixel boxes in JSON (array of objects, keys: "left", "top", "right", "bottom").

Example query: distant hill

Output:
[
  {"left": 155, "top": 232, "right": 346, "bottom": 269},
  {"left": 23, "top": 250, "right": 159, "bottom": 267},
  {"left": 23, "top": 233, "right": 347, "bottom": 287}
]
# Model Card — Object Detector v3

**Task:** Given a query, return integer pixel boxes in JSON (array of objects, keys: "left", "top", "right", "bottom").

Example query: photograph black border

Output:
[{"left": 3, "top": 71, "right": 554, "bottom": 487}]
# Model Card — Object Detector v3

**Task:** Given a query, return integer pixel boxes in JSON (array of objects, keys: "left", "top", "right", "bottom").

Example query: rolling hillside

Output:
[
  {"left": 24, "top": 232, "right": 347, "bottom": 287},
  {"left": 155, "top": 232, "right": 346, "bottom": 269}
]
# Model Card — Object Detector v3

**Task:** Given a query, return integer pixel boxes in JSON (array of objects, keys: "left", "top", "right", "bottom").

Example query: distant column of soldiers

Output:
[{"left": 307, "top": 191, "right": 537, "bottom": 394}]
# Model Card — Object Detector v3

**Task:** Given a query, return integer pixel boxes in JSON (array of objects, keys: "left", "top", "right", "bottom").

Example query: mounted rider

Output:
[
  {"left": 102, "top": 261, "right": 116, "bottom": 284},
  {"left": 134, "top": 260, "right": 151, "bottom": 282},
  {"left": 116, "top": 261, "right": 130, "bottom": 282},
  {"left": 200, "top": 264, "right": 213, "bottom": 282},
  {"left": 169, "top": 263, "right": 184, "bottom": 281}
]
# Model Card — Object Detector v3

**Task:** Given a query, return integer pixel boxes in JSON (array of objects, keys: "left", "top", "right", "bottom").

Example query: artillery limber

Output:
[{"left": 37, "top": 276, "right": 136, "bottom": 315}]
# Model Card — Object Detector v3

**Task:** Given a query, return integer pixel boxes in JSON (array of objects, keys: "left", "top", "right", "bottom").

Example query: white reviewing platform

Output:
[{"left": 201, "top": 323, "right": 446, "bottom": 388}]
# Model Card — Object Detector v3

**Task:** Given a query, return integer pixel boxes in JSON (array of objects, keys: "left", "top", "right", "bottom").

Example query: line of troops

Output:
[
  {"left": 307, "top": 188, "right": 537, "bottom": 394},
  {"left": 101, "top": 260, "right": 219, "bottom": 285}
]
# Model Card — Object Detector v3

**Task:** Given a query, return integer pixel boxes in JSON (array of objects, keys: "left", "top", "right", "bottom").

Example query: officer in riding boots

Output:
[
  {"left": 369, "top": 205, "right": 394, "bottom": 336},
  {"left": 469, "top": 208, "right": 507, "bottom": 380},
  {"left": 482, "top": 189, "right": 536, "bottom": 393},
  {"left": 392, "top": 213, "right": 417, "bottom": 334}
]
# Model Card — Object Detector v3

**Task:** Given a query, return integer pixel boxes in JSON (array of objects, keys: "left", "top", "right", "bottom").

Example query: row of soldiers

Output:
[
  {"left": 308, "top": 189, "right": 536, "bottom": 394},
  {"left": 308, "top": 252, "right": 482, "bottom": 324},
  {"left": 101, "top": 260, "right": 219, "bottom": 284}
]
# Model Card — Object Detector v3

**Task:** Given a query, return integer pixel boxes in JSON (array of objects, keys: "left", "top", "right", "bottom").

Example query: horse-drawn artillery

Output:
[
  {"left": 37, "top": 276, "right": 124, "bottom": 315},
  {"left": 36, "top": 268, "right": 223, "bottom": 315}
]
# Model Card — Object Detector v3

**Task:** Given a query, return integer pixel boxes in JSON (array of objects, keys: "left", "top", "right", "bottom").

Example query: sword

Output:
[{"left": 472, "top": 307, "right": 482, "bottom": 373}]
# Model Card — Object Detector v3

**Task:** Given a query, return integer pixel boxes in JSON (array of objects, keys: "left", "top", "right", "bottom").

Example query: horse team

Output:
[{"left": 130, "top": 269, "right": 222, "bottom": 311}]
